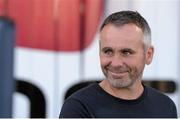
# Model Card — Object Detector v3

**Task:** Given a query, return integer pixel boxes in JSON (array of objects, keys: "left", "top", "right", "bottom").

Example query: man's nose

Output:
[{"left": 110, "top": 55, "right": 124, "bottom": 67}]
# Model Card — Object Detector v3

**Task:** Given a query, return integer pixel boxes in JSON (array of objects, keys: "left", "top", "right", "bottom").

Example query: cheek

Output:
[
  {"left": 132, "top": 57, "right": 146, "bottom": 71},
  {"left": 100, "top": 56, "right": 110, "bottom": 67},
  {"left": 124, "top": 57, "right": 145, "bottom": 69}
]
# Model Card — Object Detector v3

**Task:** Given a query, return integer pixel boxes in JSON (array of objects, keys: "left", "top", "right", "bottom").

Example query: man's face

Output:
[{"left": 99, "top": 23, "right": 153, "bottom": 88}]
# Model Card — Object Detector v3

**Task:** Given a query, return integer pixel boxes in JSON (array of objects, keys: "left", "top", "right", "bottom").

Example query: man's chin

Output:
[{"left": 107, "top": 77, "right": 133, "bottom": 88}]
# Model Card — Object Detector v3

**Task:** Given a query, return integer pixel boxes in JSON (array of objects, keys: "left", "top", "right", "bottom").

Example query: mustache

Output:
[{"left": 106, "top": 66, "right": 130, "bottom": 73}]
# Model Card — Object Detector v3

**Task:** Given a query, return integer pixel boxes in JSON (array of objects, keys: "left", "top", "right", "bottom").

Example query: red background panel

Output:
[
  {"left": 57, "top": 0, "right": 81, "bottom": 51},
  {"left": 8, "top": 0, "right": 55, "bottom": 50},
  {"left": 0, "top": 0, "right": 5, "bottom": 15},
  {"left": 0, "top": 0, "right": 104, "bottom": 52}
]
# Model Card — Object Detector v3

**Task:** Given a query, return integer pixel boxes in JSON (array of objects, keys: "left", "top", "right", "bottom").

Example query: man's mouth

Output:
[{"left": 108, "top": 71, "right": 128, "bottom": 79}]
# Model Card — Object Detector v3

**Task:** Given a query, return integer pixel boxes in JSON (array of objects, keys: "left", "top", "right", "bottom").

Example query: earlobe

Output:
[{"left": 146, "top": 46, "right": 154, "bottom": 65}]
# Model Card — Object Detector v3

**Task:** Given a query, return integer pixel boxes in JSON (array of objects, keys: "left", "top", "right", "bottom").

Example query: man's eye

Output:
[
  {"left": 123, "top": 51, "right": 131, "bottom": 55},
  {"left": 104, "top": 49, "right": 113, "bottom": 55},
  {"left": 121, "top": 49, "right": 134, "bottom": 56}
]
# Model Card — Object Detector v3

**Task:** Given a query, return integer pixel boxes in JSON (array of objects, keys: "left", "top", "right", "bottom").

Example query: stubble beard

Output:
[
  {"left": 103, "top": 67, "right": 143, "bottom": 89},
  {"left": 106, "top": 72, "right": 134, "bottom": 88}
]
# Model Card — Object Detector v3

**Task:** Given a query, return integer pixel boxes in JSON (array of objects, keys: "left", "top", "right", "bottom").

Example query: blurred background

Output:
[{"left": 0, "top": 0, "right": 179, "bottom": 118}]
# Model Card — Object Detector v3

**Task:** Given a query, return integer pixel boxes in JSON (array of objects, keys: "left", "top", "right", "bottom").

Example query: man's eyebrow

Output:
[
  {"left": 101, "top": 47, "right": 112, "bottom": 50},
  {"left": 120, "top": 48, "right": 133, "bottom": 51},
  {"left": 120, "top": 48, "right": 135, "bottom": 53}
]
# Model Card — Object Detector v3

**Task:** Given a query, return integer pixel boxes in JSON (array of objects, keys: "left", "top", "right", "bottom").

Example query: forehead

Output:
[{"left": 100, "top": 23, "right": 144, "bottom": 48}]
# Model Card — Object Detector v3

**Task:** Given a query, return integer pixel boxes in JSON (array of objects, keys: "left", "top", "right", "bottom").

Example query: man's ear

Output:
[{"left": 145, "top": 46, "right": 154, "bottom": 65}]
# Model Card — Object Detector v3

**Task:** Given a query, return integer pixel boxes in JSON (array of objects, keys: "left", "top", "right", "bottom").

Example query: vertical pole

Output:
[
  {"left": 79, "top": 0, "right": 85, "bottom": 79},
  {"left": 53, "top": 0, "right": 60, "bottom": 116},
  {"left": 0, "top": 17, "right": 15, "bottom": 117}
]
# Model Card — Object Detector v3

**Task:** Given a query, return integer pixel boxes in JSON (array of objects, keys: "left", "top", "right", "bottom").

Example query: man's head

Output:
[
  {"left": 100, "top": 10, "right": 151, "bottom": 52},
  {"left": 99, "top": 11, "right": 154, "bottom": 89}
]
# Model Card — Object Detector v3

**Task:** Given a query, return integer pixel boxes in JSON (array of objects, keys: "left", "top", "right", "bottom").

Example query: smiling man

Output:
[{"left": 59, "top": 11, "right": 177, "bottom": 118}]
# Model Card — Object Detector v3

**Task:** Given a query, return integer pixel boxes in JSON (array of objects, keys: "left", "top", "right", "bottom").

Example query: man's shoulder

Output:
[
  {"left": 144, "top": 85, "right": 177, "bottom": 117},
  {"left": 145, "top": 85, "right": 175, "bottom": 105},
  {"left": 145, "top": 85, "right": 169, "bottom": 98},
  {"left": 67, "top": 82, "right": 99, "bottom": 100},
  {"left": 60, "top": 83, "right": 99, "bottom": 118}
]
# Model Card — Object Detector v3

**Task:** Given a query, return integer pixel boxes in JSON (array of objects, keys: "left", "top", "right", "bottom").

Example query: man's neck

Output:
[{"left": 99, "top": 80, "right": 144, "bottom": 100}]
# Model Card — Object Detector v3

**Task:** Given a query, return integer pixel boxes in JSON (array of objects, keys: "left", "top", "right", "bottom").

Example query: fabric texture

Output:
[{"left": 59, "top": 82, "right": 177, "bottom": 118}]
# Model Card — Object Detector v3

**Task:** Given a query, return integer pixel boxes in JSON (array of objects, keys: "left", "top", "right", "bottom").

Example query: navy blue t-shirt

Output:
[{"left": 59, "top": 83, "right": 177, "bottom": 118}]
